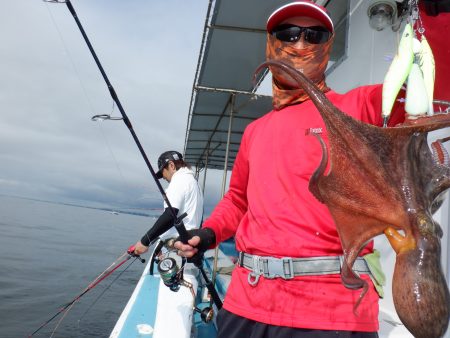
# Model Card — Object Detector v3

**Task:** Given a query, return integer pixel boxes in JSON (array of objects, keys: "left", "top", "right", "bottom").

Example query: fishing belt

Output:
[{"left": 238, "top": 251, "right": 371, "bottom": 286}]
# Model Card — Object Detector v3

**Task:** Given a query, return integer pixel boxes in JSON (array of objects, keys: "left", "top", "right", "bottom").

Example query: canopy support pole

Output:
[
  {"left": 211, "top": 93, "right": 235, "bottom": 296},
  {"left": 201, "top": 151, "right": 209, "bottom": 194}
]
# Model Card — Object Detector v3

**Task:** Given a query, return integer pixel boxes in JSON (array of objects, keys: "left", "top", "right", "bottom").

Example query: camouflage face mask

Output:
[{"left": 266, "top": 32, "right": 334, "bottom": 110}]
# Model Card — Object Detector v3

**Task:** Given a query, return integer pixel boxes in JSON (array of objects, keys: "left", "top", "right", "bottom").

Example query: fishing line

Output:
[
  {"left": 95, "top": 104, "right": 132, "bottom": 191},
  {"left": 44, "top": 0, "right": 223, "bottom": 311},
  {"left": 44, "top": 1, "right": 96, "bottom": 118},
  {"left": 77, "top": 257, "right": 138, "bottom": 324},
  {"left": 51, "top": 257, "right": 138, "bottom": 337},
  {"left": 49, "top": 301, "right": 76, "bottom": 338},
  {"left": 28, "top": 249, "right": 144, "bottom": 337},
  {"left": 90, "top": 252, "right": 129, "bottom": 285},
  {"left": 52, "top": 0, "right": 185, "bottom": 231},
  {"left": 44, "top": 1, "right": 140, "bottom": 207},
  {"left": 349, "top": 0, "right": 364, "bottom": 17}
]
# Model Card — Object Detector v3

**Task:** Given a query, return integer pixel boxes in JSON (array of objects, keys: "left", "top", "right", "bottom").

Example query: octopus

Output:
[{"left": 255, "top": 60, "right": 450, "bottom": 338}]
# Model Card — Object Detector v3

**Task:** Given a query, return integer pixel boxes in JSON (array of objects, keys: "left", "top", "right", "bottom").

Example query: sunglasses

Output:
[{"left": 271, "top": 24, "right": 331, "bottom": 44}]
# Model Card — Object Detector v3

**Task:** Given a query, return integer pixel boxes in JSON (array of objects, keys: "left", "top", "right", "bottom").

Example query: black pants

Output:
[{"left": 217, "top": 309, "right": 379, "bottom": 338}]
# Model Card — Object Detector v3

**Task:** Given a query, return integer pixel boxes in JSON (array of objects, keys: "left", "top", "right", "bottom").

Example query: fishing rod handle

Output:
[
  {"left": 127, "top": 245, "right": 146, "bottom": 263},
  {"left": 174, "top": 212, "right": 190, "bottom": 243},
  {"left": 199, "top": 265, "right": 223, "bottom": 309}
]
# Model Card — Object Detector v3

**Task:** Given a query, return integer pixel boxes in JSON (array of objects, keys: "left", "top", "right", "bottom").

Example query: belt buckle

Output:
[
  {"left": 264, "top": 257, "right": 294, "bottom": 280},
  {"left": 247, "top": 254, "right": 264, "bottom": 286}
]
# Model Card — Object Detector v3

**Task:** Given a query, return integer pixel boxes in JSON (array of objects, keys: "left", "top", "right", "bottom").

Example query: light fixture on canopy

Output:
[{"left": 367, "top": 0, "right": 399, "bottom": 31}]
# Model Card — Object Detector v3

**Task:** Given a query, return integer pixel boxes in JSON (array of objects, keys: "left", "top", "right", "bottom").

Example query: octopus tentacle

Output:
[
  {"left": 306, "top": 129, "right": 328, "bottom": 203},
  {"left": 255, "top": 60, "right": 450, "bottom": 337}
]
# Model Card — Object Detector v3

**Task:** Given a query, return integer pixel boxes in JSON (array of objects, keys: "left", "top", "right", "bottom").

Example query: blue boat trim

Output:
[{"left": 110, "top": 264, "right": 160, "bottom": 338}]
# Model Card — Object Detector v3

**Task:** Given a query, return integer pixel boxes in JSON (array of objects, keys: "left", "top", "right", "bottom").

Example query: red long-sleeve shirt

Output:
[{"left": 203, "top": 84, "right": 405, "bottom": 332}]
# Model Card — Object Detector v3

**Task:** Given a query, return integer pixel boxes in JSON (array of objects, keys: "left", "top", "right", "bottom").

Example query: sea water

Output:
[{"left": 0, "top": 195, "right": 154, "bottom": 338}]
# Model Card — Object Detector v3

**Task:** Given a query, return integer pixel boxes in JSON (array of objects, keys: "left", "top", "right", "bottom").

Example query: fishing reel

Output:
[
  {"left": 157, "top": 256, "right": 187, "bottom": 292},
  {"left": 155, "top": 238, "right": 189, "bottom": 292},
  {"left": 157, "top": 256, "right": 214, "bottom": 323},
  {"left": 194, "top": 306, "right": 214, "bottom": 323},
  {"left": 154, "top": 241, "right": 214, "bottom": 323}
]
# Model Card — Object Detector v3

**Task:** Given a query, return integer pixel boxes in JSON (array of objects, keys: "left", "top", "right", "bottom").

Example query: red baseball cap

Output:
[{"left": 267, "top": 1, "right": 334, "bottom": 34}]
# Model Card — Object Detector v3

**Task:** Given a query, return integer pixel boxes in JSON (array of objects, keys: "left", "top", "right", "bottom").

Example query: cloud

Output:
[{"left": 0, "top": 0, "right": 208, "bottom": 209}]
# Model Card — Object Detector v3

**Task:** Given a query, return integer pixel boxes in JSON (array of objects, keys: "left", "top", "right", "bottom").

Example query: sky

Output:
[
  {"left": 0, "top": 0, "right": 224, "bottom": 212},
  {"left": 1, "top": 1, "right": 449, "bottom": 216}
]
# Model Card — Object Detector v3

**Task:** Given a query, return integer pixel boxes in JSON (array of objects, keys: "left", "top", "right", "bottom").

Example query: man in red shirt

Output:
[{"left": 175, "top": 1, "right": 404, "bottom": 337}]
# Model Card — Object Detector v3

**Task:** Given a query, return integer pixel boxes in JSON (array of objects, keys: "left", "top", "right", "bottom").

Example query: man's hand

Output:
[
  {"left": 133, "top": 241, "right": 149, "bottom": 255},
  {"left": 174, "top": 236, "right": 201, "bottom": 258},
  {"left": 173, "top": 228, "right": 216, "bottom": 259}
]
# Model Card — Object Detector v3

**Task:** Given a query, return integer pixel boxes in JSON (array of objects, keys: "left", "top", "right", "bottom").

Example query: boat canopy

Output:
[
  {"left": 182, "top": 0, "right": 274, "bottom": 172},
  {"left": 183, "top": 0, "right": 350, "bottom": 172}
]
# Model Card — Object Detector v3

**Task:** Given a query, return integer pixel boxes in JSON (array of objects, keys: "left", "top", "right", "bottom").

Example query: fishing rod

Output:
[
  {"left": 29, "top": 246, "right": 145, "bottom": 337},
  {"left": 45, "top": 0, "right": 222, "bottom": 309}
]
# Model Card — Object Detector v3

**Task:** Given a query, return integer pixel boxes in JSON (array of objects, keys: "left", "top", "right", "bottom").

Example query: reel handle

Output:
[{"left": 194, "top": 306, "right": 214, "bottom": 323}]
